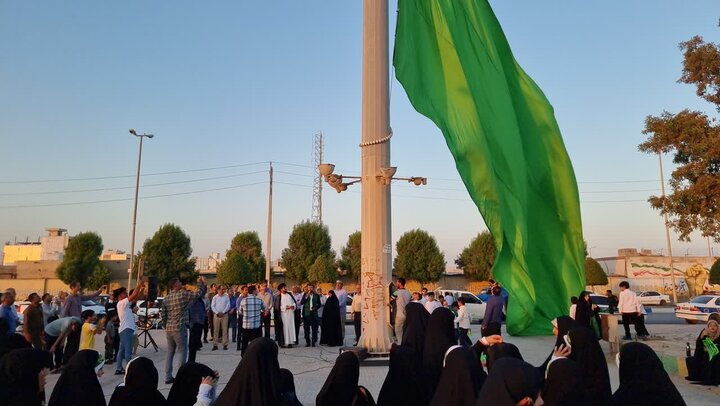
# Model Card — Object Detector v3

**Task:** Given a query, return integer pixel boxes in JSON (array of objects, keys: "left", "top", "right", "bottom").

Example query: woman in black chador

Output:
[
  {"left": 316, "top": 351, "right": 375, "bottom": 406},
  {"left": 215, "top": 337, "right": 282, "bottom": 406},
  {"left": 49, "top": 349, "right": 105, "bottom": 406},
  {"left": 320, "top": 290, "right": 343, "bottom": 347},
  {"left": 611, "top": 342, "right": 685, "bottom": 406},
  {"left": 430, "top": 346, "right": 486, "bottom": 406},
  {"left": 108, "top": 356, "right": 167, "bottom": 406},
  {"left": 422, "top": 307, "right": 456, "bottom": 398}
]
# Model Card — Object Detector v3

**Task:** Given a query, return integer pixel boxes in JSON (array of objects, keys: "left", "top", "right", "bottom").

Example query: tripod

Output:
[{"left": 137, "top": 299, "right": 158, "bottom": 352}]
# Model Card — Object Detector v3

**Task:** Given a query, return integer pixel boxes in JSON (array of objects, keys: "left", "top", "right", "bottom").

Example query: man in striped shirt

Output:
[{"left": 239, "top": 285, "right": 265, "bottom": 355}]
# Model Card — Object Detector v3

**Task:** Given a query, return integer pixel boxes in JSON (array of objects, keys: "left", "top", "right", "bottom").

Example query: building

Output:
[
  {"left": 2, "top": 228, "right": 69, "bottom": 265},
  {"left": 195, "top": 252, "right": 221, "bottom": 274},
  {"left": 100, "top": 250, "right": 129, "bottom": 261}
]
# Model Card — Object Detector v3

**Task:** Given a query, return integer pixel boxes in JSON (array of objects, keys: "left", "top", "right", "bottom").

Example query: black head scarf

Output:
[
  {"left": 610, "top": 342, "right": 685, "bottom": 406},
  {"left": 377, "top": 343, "right": 428, "bottom": 406},
  {"left": 567, "top": 327, "right": 611, "bottom": 406},
  {"left": 0, "top": 348, "right": 52, "bottom": 406},
  {"left": 476, "top": 357, "right": 540, "bottom": 406},
  {"left": 485, "top": 342, "right": 523, "bottom": 372},
  {"left": 402, "top": 302, "right": 430, "bottom": 356},
  {"left": 109, "top": 356, "right": 167, "bottom": 406},
  {"left": 430, "top": 346, "right": 486, "bottom": 406},
  {"left": 167, "top": 362, "right": 215, "bottom": 406},
  {"left": 316, "top": 351, "right": 361, "bottom": 406},
  {"left": 278, "top": 368, "right": 302, "bottom": 406},
  {"left": 422, "top": 307, "right": 456, "bottom": 397},
  {"left": 574, "top": 292, "right": 593, "bottom": 328},
  {"left": 49, "top": 350, "right": 104, "bottom": 406},
  {"left": 538, "top": 316, "right": 578, "bottom": 374},
  {"left": 541, "top": 358, "right": 586, "bottom": 406},
  {"left": 215, "top": 337, "right": 281, "bottom": 406},
  {"left": 320, "top": 291, "right": 343, "bottom": 346}
]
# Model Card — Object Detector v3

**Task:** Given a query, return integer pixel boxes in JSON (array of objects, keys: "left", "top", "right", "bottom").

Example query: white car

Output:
[
  {"left": 81, "top": 299, "right": 106, "bottom": 316},
  {"left": 435, "top": 289, "right": 487, "bottom": 323},
  {"left": 675, "top": 295, "right": 720, "bottom": 324},
  {"left": 136, "top": 298, "right": 163, "bottom": 319},
  {"left": 637, "top": 291, "right": 671, "bottom": 306}
]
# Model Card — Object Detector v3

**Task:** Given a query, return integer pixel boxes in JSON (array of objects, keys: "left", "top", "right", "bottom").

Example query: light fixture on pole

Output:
[
  {"left": 319, "top": 164, "right": 426, "bottom": 193},
  {"left": 127, "top": 129, "right": 154, "bottom": 291}
]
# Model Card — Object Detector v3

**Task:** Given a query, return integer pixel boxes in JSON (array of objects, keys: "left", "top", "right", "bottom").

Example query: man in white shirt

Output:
[
  {"left": 419, "top": 287, "right": 429, "bottom": 305},
  {"left": 455, "top": 297, "right": 471, "bottom": 346},
  {"left": 394, "top": 278, "right": 413, "bottom": 344},
  {"left": 424, "top": 292, "right": 441, "bottom": 314},
  {"left": 211, "top": 285, "right": 230, "bottom": 350},
  {"left": 618, "top": 281, "right": 640, "bottom": 340},
  {"left": 444, "top": 293, "right": 455, "bottom": 306},
  {"left": 114, "top": 283, "right": 145, "bottom": 375}
]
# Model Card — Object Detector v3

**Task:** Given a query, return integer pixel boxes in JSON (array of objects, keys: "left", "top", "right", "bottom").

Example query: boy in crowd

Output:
[{"left": 80, "top": 309, "right": 106, "bottom": 350}]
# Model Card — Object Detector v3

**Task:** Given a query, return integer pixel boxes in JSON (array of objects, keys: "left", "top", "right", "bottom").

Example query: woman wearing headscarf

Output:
[
  {"left": 567, "top": 327, "right": 611, "bottom": 406},
  {"left": 573, "top": 292, "right": 598, "bottom": 334},
  {"left": 320, "top": 290, "right": 343, "bottom": 347},
  {"left": 316, "top": 351, "right": 376, "bottom": 406},
  {"left": 541, "top": 358, "right": 587, "bottom": 406},
  {"left": 215, "top": 337, "right": 282, "bottom": 406},
  {"left": 685, "top": 314, "right": 720, "bottom": 385},
  {"left": 0, "top": 348, "right": 52, "bottom": 406},
  {"left": 167, "top": 362, "right": 216, "bottom": 406},
  {"left": 49, "top": 349, "right": 105, "bottom": 406},
  {"left": 278, "top": 368, "right": 303, "bottom": 406},
  {"left": 538, "top": 316, "right": 577, "bottom": 374},
  {"left": 377, "top": 344, "right": 428, "bottom": 406},
  {"left": 611, "top": 342, "right": 685, "bottom": 406},
  {"left": 402, "top": 302, "right": 430, "bottom": 356},
  {"left": 108, "top": 356, "right": 167, "bottom": 406},
  {"left": 430, "top": 346, "right": 485, "bottom": 406},
  {"left": 484, "top": 342, "right": 524, "bottom": 372},
  {"left": 422, "top": 307, "right": 456, "bottom": 398},
  {"left": 476, "top": 357, "right": 541, "bottom": 406}
]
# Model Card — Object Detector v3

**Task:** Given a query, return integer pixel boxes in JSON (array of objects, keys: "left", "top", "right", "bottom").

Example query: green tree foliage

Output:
[
  {"left": 216, "top": 231, "right": 266, "bottom": 285},
  {"left": 141, "top": 224, "right": 197, "bottom": 291},
  {"left": 307, "top": 254, "right": 337, "bottom": 283},
  {"left": 281, "top": 221, "right": 335, "bottom": 282},
  {"left": 585, "top": 257, "right": 608, "bottom": 287},
  {"left": 56, "top": 232, "right": 104, "bottom": 287},
  {"left": 639, "top": 36, "right": 720, "bottom": 243},
  {"left": 455, "top": 231, "right": 496, "bottom": 281},
  {"left": 86, "top": 264, "right": 111, "bottom": 290},
  {"left": 394, "top": 229, "right": 446, "bottom": 284},
  {"left": 339, "top": 231, "right": 361, "bottom": 280},
  {"left": 710, "top": 258, "right": 720, "bottom": 285}
]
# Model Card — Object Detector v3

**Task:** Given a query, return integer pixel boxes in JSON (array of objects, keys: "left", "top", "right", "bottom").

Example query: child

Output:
[
  {"left": 104, "top": 313, "right": 117, "bottom": 363},
  {"left": 80, "top": 309, "right": 105, "bottom": 350}
]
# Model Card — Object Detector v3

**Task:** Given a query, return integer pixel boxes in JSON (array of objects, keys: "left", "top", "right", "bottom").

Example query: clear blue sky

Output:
[{"left": 1, "top": 1, "right": 719, "bottom": 264}]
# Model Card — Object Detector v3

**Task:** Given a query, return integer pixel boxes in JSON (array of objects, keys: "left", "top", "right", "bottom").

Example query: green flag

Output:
[{"left": 394, "top": 0, "right": 585, "bottom": 335}]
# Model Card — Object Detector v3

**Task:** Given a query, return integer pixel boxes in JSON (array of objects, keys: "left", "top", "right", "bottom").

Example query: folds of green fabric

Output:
[{"left": 393, "top": 0, "right": 585, "bottom": 335}]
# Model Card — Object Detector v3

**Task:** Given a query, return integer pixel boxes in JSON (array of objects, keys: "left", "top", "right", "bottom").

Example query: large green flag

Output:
[{"left": 394, "top": 0, "right": 585, "bottom": 335}]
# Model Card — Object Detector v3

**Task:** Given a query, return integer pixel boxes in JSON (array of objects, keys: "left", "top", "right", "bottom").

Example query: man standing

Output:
[
  {"left": 394, "top": 278, "right": 412, "bottom": 344},
  {"left": 300, "top": 283, "right": 321, "bottom": 347},
  {"left": 419, "top": 287, "right": 429, "bottom": 304},
  {"left": 161, "top": 276, "right": 207, "bottom": 384},
  {"left": 188, "top": 295, "right": 206, "bottom": 362},
  {"left": 60, "top": 282, "right": 106, "bottom": 318},
  {"left": 444, "top": 292, "right": 455, "bottom": 307},
  {"left": 114, "top": 283, "right": 145, "bottom": 375},
  {"left": 228, "top": 287, "right": 238, "bottom": 343},
  {"left": 424, "top": 292, "right": 441, "bottom": 314},
  {"left": 351, "top": 285, "right": 362, "bottom": 346},
  {"left": 211, "top": 285, "right": 230, "bottom": 351},
  {"left": 259, "top": 280, "right": 273, "bottom": 338},
  {"left": 236, "top": 285, "right": 249, "bottom": 349},
  {"left": 41, "top": 293, "right": 58, "bottom": 325},
  {"left": 335, "top": 280, "right": 348, "bottom": 340},
  {"left": 238, "top": 285, "right": 265, "bottom": 355},
  {"left": 292, "top": 286, "right": 303, "bottom": 345},
  {"left": 278, "top": 283, "right": 296, "bottom": 348},
  {"left": 204, "top": 283, "right": 217, "bottom": 343},
  {"left": 482, "top": 286, "right": 504, "bottom": 336},
  {"left": 0, "top": 291, "right": 18, "bottom": 334},
  {"left": 23, "top": 293, "right": 44, "bottom": 348},
  {"left": 606, "top": 289, "right": 619, "bottom": 314},
  {"left": 618, "top": 281, "right": 640, "bottom": 340}
]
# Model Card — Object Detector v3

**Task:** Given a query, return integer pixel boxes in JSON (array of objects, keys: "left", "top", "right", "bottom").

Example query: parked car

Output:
[
  {"left": 435, "top": 289, "right": 486, "bottom": 323},
  {"left": 637, "top": 291, "right": 670, "bottom": 306},
  {"left": 82, "top": 299, "right": 106, "bottom": 317},
  {"left": 675, "top": 295, "right": 720, "bottom": 324},
  {"left": 589, "top": 294, "right": 610, "bottom": 313},
  {"left": 136, "top": 297, "right": 163, "bottom": 319}
]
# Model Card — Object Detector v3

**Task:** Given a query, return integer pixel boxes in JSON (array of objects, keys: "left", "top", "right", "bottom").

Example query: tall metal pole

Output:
[
  {"left": 319, "top": 134, "right": 323, "bottom": 224},
  {"left": 658, "top": 152, "right": 677, "bottom": 304},
  {"left": 265, "top": 162, "right": 273, "bottom": 283},
  {"left": 357, "top": 0, "right": 392, "bottom": 353},
  {"left": 128, "top": 136, "right": 144, "bottom": 290},
  {"left": 708, "top": 236, "right": 712, "bottom": 258}
]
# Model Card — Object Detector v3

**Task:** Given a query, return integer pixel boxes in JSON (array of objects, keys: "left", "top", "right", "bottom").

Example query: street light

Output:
[
  {"left": 127, "top": 129, "right": 154, "bottom": 290},
  {"left": 319, "top": 163, "right": 427, "bottom": 193}
]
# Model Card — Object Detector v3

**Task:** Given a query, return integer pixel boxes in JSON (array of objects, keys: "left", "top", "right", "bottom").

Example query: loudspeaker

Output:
[{"left": 147, "top": 276, "right": 158, "bottom": 302}]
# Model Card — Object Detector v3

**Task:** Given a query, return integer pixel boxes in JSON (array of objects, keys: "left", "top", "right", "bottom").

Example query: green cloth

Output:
[
  {"left": 703, "top": 337, "right": 719, "bottom": 361},
  {"left": 394, "top": 0, "right": 585, "bottom": 335}
]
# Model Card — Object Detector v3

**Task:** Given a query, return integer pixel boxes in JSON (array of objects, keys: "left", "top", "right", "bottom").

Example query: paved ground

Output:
[{"left": 43, "top": 321, "right": 720, "bottom": 405}]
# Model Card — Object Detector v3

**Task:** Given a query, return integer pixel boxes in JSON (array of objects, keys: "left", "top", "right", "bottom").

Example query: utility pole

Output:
[
  {"left": 357, "top": 0, "right": 393, "bottom": 353},
  {"left": 265, "top": 162, "right": 273, "bottom": 283},
  {"left": 658, "top": 152, "right": 677, "bottom": 304},
  {"left": 312, "top": 133, "right": 324, "bottom": 224},
  {"left": 708, "top": 236, "right": 712, "bottom": 258},
  {"left": 127, "top": 129, "right": 153, "bottom": 291}
]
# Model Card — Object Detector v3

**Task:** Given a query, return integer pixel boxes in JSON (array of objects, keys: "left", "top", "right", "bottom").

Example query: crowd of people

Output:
[{"left": 0, "top": 278, "right": 712, "bottom": 405}]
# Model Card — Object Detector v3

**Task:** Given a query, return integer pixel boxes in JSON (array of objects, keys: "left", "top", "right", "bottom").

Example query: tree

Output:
[
  {"left": 307, "top": 254, "right": 337, "bottom": 283},
  {"left": 86, "top": 264, "right": 111, "bottom": 290},
  {"left": 56, "top": 231, "right": 104, "bottom": 287},
  {"left": 455, "top": 231, "right": 496, "bottom": 281},
  {"left": 141, "top": 223, "right": 197, "bottom": 291},
  {"left": 638, "top": 36, "right": 720, "bottom": 243},
  {"left": 281, "top": 221, "right": 335, "bottom": 282},
  {"left": 394, "top": 229, "right": 446, "bottom": 284},
  {"left": 585, "top": 257, "right": 608, "bottom": 287},
  {"left": 339, "top": 231, "right": 361, "bottom": 280},
  {"left": 216, "top": 231, "right": 266, "bottom": 285},
  {"left": 711, "top": 258, "right": 720, "bottom": 285}
]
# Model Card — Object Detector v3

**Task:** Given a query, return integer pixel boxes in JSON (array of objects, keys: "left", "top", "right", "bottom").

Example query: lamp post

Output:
[
  {"left": 658, "top": 152, "right": 677, "bottom": 304},
  {"left": 127, "top": 129, "right": 154, "bottom": 290}
]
